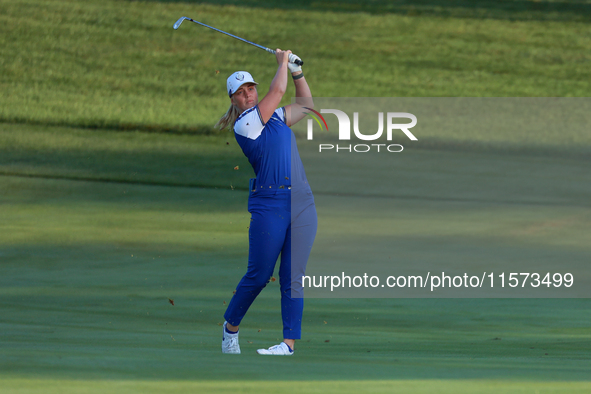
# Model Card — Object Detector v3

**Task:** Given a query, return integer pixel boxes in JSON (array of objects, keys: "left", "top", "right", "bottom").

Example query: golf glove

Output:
[{"left": 288, "top": 54, "right": 302, "bottom": 73}]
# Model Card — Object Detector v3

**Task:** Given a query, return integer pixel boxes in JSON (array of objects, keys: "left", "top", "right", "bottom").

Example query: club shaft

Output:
[
  {"left": 185, "top": 17, "right": 272, "bottom": 53},
  {"left": 174, "top": 17, "right": 304, "bottom": 66}
]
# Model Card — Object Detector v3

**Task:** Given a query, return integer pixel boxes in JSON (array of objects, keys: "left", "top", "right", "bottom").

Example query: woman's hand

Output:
[
  {"left": 287, "top": 54, "right": 303, "bottom": 74},
  {"left": 275, "top": 49, "right": 292, "bottom": 67}
]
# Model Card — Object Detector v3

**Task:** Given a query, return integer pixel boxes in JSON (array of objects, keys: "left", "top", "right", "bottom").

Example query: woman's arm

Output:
[
  {"left": 258, "top": 49, "right": 291, "bottom": 124},
  {"left": 284, "top": 60, "right": 313, "bottom": 127}
]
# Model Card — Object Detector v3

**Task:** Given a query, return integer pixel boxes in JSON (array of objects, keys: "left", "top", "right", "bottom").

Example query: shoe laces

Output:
[
  {"left": 226, "top": 335, "right": 239, "bottom": 348},
  {"left": 270, "top": 343, "right": 291, "bottom": 353}
]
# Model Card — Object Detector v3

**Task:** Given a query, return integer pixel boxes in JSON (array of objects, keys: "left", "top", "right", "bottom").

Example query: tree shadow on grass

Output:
[{"left": 140, "top": 0, "right": 591, "bottom": 22}]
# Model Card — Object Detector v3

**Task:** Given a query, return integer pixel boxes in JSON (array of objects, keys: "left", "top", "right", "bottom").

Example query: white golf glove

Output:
[{"left": 288, "top": 53, "right": 302, "bottom": 73}]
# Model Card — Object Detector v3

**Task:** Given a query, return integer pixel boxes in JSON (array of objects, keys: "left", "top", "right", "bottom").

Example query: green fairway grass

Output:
[
  {"left": 2, "top": 380, "right": 591, "bottom": 394},
  {"left": 1, "top": 174, "right": 590, "bottom": 393},
  {"left": 2, "top": 0, "right": 591, "bottom": 392},
  {"left": 0, "top": 122, "right": 253, "bottom": 189}
]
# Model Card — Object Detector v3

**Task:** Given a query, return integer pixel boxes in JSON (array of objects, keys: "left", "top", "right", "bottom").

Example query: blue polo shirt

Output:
[{"left": 234, "top": 105, "right": 309, "bottom": 190}]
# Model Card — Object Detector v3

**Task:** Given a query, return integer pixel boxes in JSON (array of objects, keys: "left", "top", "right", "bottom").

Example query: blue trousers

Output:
[{"left": 224, "top": 185, "right": 317, "bottom": 339}]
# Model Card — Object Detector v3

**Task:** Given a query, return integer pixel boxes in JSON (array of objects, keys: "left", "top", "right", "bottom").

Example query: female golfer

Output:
[{"left": 216, "top": 50, "right": 317, "bottom": 355}]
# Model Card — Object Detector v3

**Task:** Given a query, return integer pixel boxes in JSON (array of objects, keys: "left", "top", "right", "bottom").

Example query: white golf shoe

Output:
[
  {"left": 222, "top": 321, "right": 240, "bottom": 354},
  {"left": 256, "top": 342, "right": 294, "bottom": 355}
]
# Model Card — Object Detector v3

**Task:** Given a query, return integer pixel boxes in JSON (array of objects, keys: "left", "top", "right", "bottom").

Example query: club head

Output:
[{"left": 173, "top": 17, "right": 189, "bottom": 30}]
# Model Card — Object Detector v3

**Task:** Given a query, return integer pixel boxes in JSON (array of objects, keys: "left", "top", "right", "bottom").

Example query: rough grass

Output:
[{"left": 1, "top": 0, "right": 590, "bottom": 132}]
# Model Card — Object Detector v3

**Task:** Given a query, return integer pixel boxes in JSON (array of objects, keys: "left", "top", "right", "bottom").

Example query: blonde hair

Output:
[{"left": 215, "top": 103, "right": 241, "bottom": 131}]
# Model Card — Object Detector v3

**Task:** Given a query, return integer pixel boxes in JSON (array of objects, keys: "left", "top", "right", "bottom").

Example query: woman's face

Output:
[{"left": 231, "top": 83, "right": 258, "bottom": 113}]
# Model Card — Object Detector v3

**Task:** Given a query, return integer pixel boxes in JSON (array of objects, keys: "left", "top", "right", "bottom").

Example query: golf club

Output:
[{"left": 173, "top": 16, "right": 304, "bottom": 66}]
